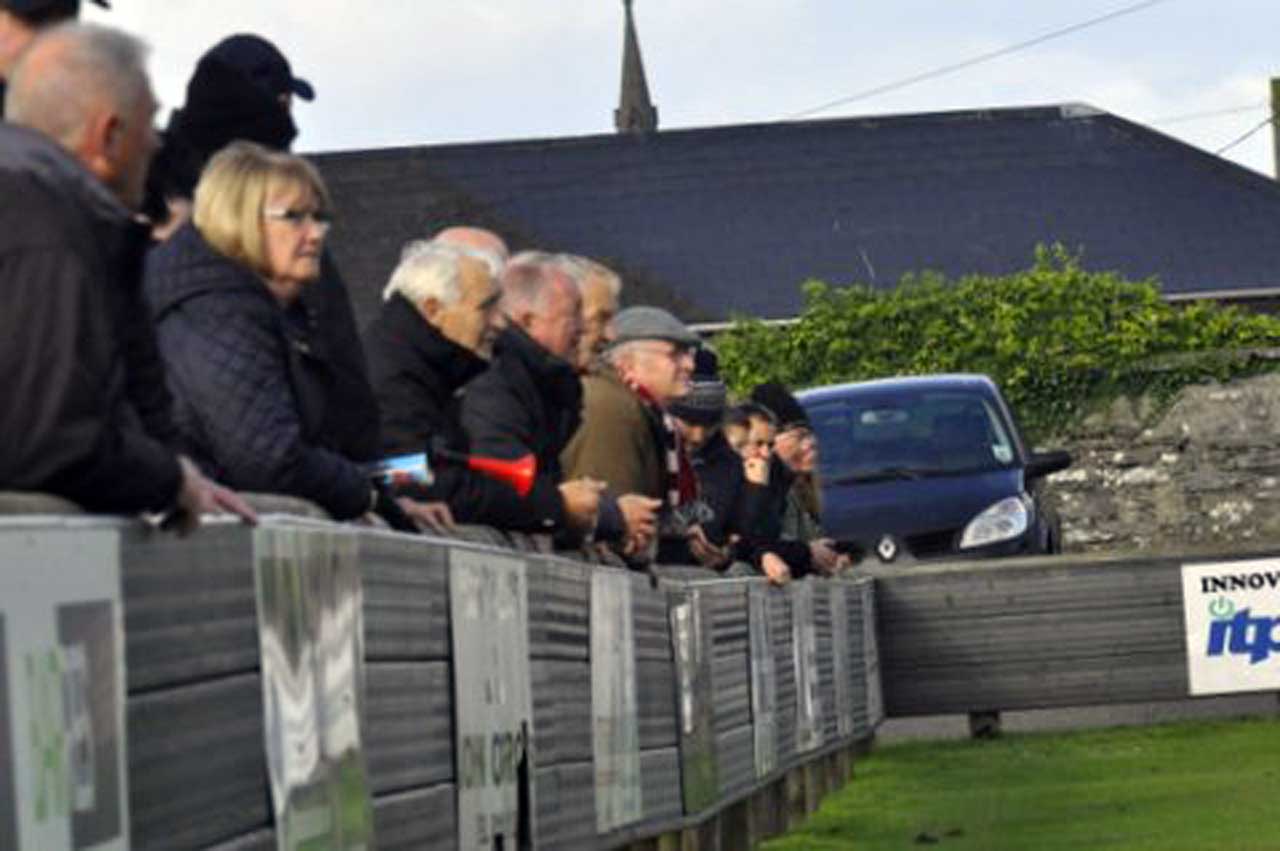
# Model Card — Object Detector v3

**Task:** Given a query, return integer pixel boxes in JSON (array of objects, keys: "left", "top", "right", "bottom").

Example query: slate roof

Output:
[{"left": 311, "top": 103, "right": 1280, "bottom": 330}]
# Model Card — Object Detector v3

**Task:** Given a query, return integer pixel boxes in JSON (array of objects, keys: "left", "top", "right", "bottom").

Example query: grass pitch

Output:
[{"left": 763, "top": 716, "right": 1280, "bottom": 850}]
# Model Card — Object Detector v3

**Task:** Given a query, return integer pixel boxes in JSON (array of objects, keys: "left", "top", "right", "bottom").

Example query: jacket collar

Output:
[
  {"left": 0, "top": 122, "right": 145, "bottom": 263},
  {"left": 144, "top": 221, "right": 272, "bottom": 319},
  {"left": 382, "top": 293, "right": 489, "bottom": 393},
  {"left": 493, "top": 324, "right": 581, "bottom": 405}
]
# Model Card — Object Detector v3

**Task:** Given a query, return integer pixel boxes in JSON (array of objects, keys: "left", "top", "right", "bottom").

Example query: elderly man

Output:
[
  {"left": 552, "top": 254, "right": 622, "bottom": 372},
  {"left": 366, "top": 243, "right": 598, "bottom": 534},
  {"left": 0, "top": 23, "right": 251, "bottom": 529},
  {"left": 433, "top": 225, "right": 509, "bottom": 268},
  {"left": 561, "top": 306, "right": 704, "bottom": 561},
  {"left": 0, "top": 0, "right": 107, "bottom": 115},
  {"left": 461, "top": 252, "right": 648, "bottom": 543}
]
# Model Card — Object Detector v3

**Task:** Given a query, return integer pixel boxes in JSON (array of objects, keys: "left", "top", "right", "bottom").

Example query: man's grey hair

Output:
[
  {"left": 6, "top": 23, "right": 151, "bottom": 150},
  {"left": 383, "top": 240, "right": 471, "bottom": 306},
  {"left": 446, "top": 243, "right": 505, "bottom": 279},
  {"left": 502, "top": 251, "right": 574, "bottom": 313},
  {"left": 553, "top": 254, "right": 622, "bottom": 299}
]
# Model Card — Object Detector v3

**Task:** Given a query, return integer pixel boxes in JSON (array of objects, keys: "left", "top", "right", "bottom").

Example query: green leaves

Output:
[{"left": 716, "top": 245, "right": 1280, "bottom": 442}]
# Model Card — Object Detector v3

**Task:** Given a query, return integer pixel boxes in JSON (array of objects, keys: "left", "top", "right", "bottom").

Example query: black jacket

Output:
[
  {"left": 693, "top": 431, "right": 769, "bottom": 545},
  {"left": 366, "top": 295, "right": 563, "bottom": 530},
  {"left": 461, "top": 325, "right": 582, "bottom": 474},
  {"left": 143, "top": 222, "right": 371, "bottom": 519},
  {"left": 0, "top": 124, "right": 181, "bottom": 512}
]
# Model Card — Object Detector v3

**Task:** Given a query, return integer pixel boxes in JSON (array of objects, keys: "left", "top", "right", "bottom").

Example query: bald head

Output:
[
  {"left": 6, "top": 23, "right": 156, "bottom": 208},
  {"left": 434, "top": 226, "right": 508, "bottom": 267}
]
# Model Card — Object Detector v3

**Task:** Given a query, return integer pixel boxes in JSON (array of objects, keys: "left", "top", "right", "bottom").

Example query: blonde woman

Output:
[{"left": 143, "top": 141, "right": 396, "bottom": 523}]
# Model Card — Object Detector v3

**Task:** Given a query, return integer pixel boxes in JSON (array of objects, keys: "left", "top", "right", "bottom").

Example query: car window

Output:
[{"left": 809, "top": 390, "right": 1018, "bottom": 482}]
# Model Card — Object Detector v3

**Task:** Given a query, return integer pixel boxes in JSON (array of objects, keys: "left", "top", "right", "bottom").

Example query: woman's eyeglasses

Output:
[{"left": 263, "top": 207, "right": 333, "bottom": 232}]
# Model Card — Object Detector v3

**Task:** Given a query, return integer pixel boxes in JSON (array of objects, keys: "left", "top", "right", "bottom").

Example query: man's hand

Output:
[
  {"left": 559, "top": 478, "right": 606, "bottom": 530},
  {"left": 168, "top": 456, "right": 258, "bottom": 535},
  {"left": 744, "top": 456, "right": 770, "bottom": 485},
  {"left": 761, "top": 551, "right": 791, "bottom": 585},
  {"left": 687, "top": 524, "right": 729, "bottom": 569},
  {"left": 397, "top": 497, "right": 456, "bottom": 534},
  {"left": 809, "top": 538, "right": 843, "bottom": 574},
  {"left": 617, "top": 493, "right": 660, "bottom": 552}
]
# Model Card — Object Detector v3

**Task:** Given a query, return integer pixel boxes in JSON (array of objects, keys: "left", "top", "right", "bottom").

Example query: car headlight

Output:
[{"left": 959, "top": 495, "right": 1030, "bottom": 550}]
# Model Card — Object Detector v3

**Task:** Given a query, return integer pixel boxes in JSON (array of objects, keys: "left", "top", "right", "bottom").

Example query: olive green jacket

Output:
[{"left": 561, "top": 366, "right": 666, "bottom": 500}]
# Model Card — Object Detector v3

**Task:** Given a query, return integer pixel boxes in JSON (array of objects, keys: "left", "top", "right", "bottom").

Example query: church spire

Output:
[{"left": 615, "top": 0, "right": 658, "bottom": 134}]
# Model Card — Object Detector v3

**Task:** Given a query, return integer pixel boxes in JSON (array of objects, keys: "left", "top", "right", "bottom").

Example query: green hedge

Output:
[{"left": 715, "top": 246, "right": 1280, "bottom": 441}]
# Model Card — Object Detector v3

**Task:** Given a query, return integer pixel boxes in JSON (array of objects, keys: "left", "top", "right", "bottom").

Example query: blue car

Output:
[{"left": 797, "top": 374, "right": 1071, "bottom": 564}]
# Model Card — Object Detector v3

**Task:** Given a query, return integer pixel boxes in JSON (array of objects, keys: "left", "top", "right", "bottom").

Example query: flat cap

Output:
[{"left": 611, "top": 306, "right": 699, "bottom": 348}]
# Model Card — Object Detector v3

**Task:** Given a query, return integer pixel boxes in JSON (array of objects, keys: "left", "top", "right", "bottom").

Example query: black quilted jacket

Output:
[{"left": 143, "top": 223, "right": 371, "bottom": 519}]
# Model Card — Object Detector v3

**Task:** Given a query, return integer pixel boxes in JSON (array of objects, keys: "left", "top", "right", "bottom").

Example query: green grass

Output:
[{"left": 763, "top": 717, "right": 1280, "bottom": 851}]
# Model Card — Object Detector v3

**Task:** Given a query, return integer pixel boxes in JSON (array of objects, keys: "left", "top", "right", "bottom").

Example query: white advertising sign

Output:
[
  {"left": 861, "top": 580, "right": 885, "bottom": 729},
  {"left": 828, "top": 584, "right": 854, "bottom": 739},
  {"left": 254, "top": 526, "right": 373, "bottom": 851},
  {"left": 791, "top": 581, "right": 824, "bottom": 754},
  {"left": 450, "top": 549, "right": 535, "bottom": 849},
  {"left": 747, "top": 584, "right": 777, "bottom": 779},
  {"left": 0, "top": 527, "right": 129, "bottom": 851},
  {"left": 590, "top": 571, "right": 641, "bottom": 833},
  {"left": 1182, "top": 559, "right": 1280, "bottom": 696}
]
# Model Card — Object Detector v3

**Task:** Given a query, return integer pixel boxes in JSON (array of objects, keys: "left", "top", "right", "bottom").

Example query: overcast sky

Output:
[{"left": 86, "top": 0, "right": 1280, "bottom": 177}]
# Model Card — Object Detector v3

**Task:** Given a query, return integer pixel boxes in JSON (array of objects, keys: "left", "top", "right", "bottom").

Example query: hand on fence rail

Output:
[
  {"left": 618, "top": 494, "right": 661, "bottom": 553},
  {"left": 164, "top": 456, "right": 258, "bottom": 534},
  {"left": 396, "top": 497, "right": 457, "bottom": 534},
  {"left": 761, "top": 551, "right": 792, "bottom": 585}
]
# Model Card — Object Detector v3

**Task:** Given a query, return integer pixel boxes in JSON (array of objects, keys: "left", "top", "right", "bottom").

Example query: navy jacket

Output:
[
  {"left": 0, "top": 124, "right": 180, "bottom": 512},
  {"left": 143, "top": 223, "right": 371, "bottom": 519}
]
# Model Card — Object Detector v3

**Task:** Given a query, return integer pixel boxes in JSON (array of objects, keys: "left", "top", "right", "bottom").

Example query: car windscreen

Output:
[{"left": 807, "top": 389, "right": 1018, "bottom": 484}]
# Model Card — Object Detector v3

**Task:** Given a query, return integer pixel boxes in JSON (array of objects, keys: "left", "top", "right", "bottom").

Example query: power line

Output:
[
  {"left": 1214, "top": 115, "right": 1275, "bottom": 156},
  {"left": 784, "top": 0, "right": 1177, "bottom": 121},
  {"left": 1148, "top": 102, "right": 1266, "bottom": 126}
]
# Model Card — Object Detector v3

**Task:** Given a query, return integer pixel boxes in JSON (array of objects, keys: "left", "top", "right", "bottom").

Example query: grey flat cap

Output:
[{"left": 611, "top": 306, "right": 699, "bottom": 348}]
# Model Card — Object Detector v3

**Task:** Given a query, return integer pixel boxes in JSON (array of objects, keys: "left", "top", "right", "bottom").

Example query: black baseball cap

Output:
[
  {"left": 204, "top": 33, "right": 314, "bottom": 102},
  {"left": 2, "top": 0, "right": 109, "bottom": 21}
]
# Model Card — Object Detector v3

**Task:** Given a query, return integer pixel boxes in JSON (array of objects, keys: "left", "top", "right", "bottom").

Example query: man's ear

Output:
[
  {"left": 418, "top": 296, "right": 442, "bottom": 322},
  {"left": 512, "top": 309, "right": 537, "bottom": 331},
  {"left": 78, "top": 109, "right": 122, "bottom": 187}
]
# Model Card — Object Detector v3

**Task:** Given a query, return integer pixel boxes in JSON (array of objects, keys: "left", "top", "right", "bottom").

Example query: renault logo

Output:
[{"left": 876, "top": 535, "right": 898, "bottom": 562}]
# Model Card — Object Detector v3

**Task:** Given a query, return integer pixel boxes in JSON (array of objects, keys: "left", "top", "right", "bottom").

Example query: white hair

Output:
[
  {"left": 554, "top": 254, "right": 622, "bottom": 299},
  {"left": 6, "top": 23, "right": 151, "bottom": 150},
  {"left": 448, "top": 243, "right": 505, "bottom": 279},
  {"left": 382, "top": 240, "right": 469, "bottom": 306}
]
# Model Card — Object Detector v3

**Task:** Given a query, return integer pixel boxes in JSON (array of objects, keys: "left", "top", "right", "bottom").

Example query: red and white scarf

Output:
[{"left": 622, "top": 375, "right": 698, "bottom": 509}]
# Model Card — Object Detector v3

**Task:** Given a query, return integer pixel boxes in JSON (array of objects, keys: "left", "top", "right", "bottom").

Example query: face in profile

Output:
[
  {"left": 625, "top": 341, "right": 694, "bottom": 405},
  {"left": 436, "top": 256, "right": 502, "bottom": 357},
  {"left": 775, "top": 424, "right": 818, "bottom": 473},
  {"left": 577, "top": 274, "right": 618, "bottom": 369},
  {"left": 260, "top": 181, "right": 328, "bottom": 304},
  {"left": 674, "top": 418, "right": 712, "bottom": 453}
]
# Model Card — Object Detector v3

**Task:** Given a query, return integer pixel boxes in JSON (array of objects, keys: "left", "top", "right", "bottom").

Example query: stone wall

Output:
[{"left": 1046, "top": 372, "right": 1280, "bottom": 553}]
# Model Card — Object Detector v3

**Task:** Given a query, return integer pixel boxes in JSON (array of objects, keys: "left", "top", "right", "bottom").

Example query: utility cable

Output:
[
  {"left": 1149, "top": 102, "right": 1266, "bottom": 127},
  {"left": 1214, "top": 115, "right": 1275, "bottom": 156},
  {"left": 784, "top": 0, "right": 1177, "bottom": 121}
]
